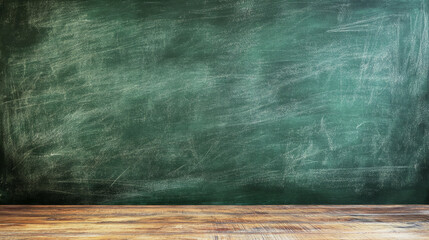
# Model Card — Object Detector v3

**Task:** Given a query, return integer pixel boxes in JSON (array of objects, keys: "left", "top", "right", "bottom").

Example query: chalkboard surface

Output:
[{"left": 1, "top": 0, "right": 428, "bottom": 204}]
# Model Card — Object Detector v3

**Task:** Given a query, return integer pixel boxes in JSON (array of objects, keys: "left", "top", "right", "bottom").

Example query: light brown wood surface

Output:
[{"left": 1, "top": 205, "right": 428, "bottom": 239}]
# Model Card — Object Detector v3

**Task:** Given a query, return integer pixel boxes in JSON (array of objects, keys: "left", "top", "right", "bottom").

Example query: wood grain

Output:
[{"left": 1, "top": 205, "right": 428, "bottom": 239}]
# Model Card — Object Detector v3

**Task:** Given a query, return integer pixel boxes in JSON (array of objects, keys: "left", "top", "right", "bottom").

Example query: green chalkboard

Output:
[{"left": 1, "top": 0, "right": 428, "bottom": 204}]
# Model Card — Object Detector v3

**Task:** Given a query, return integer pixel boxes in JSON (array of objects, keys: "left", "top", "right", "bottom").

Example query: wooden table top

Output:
[{"left": 1, "top": 205, "right": 428, "bottom": 239}]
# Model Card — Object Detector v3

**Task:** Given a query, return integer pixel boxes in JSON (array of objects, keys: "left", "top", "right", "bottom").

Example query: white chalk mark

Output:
[
  {"left": 321, "top": 117, "right": 334, "bottom": 151},
  {"left": 110, "top": 166, "right": 130, "bottom": 187},
  {"left": 356, "top": 122, "right": 368, "bottom": 129}
]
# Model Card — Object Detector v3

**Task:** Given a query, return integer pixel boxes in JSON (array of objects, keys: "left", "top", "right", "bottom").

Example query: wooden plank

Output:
[{"left": 1, "top": 205, "right": 428, "bottom": 239}]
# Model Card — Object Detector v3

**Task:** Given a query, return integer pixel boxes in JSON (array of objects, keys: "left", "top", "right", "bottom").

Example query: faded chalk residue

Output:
[{"left": 1, "top": 0, "right": 428, "bottom": 204}]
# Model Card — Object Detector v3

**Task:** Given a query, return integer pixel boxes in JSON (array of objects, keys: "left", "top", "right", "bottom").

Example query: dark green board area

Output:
[{"left": 1, "top": 0, "right": 428, "bottom": 204}]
